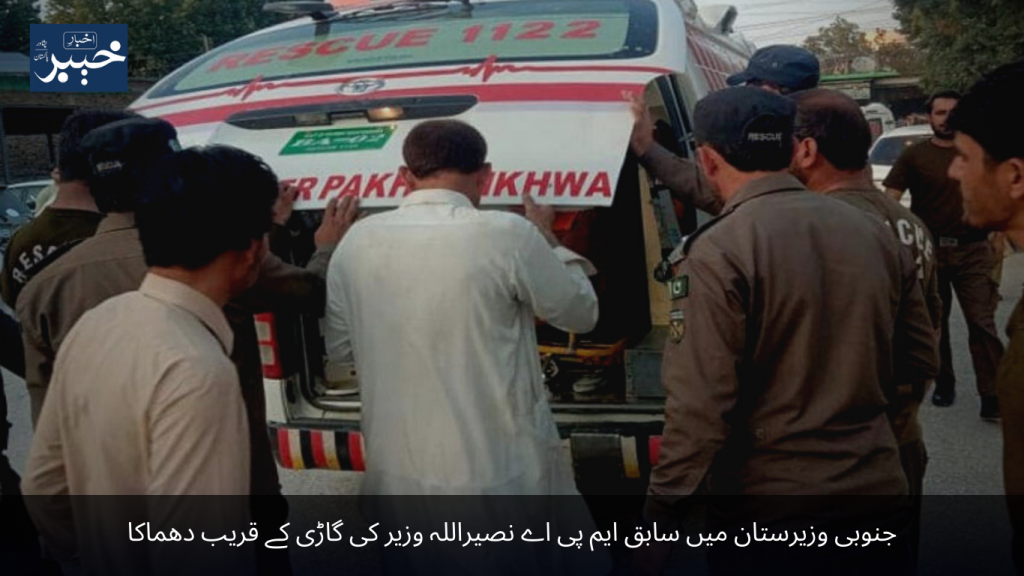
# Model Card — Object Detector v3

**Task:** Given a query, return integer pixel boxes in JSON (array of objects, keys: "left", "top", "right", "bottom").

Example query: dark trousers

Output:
[
  {"left": 900, "top": 439, "right": 927, "bottom": 567},
  {"left": 936, "top": 241, "right": 1004, "bottom": 398}
]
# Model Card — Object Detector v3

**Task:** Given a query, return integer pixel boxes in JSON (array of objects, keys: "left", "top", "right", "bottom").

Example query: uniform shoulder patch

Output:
[
  {"left": 669, "top": 275, "right": 689, "bottom": 300},
  {"left": 669, "top": 309, "right": 686, "bottom": 343}
]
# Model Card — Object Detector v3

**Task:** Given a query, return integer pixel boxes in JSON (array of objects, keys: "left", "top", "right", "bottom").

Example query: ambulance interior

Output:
[{"left": 273, "top": 79, "right": 699, "bottom": 410}]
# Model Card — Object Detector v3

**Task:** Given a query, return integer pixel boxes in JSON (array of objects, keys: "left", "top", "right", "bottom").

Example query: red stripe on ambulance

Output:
[
  {"left": 156, "top": 83, "right": 644, "bottom": 128},
  {"left": 277, "top": 428, "right": 293, "bottom": 468},
  {"left": 132, "top": 63, "right": 674, "bottom": 114},
  {"left": 311, "top": 430, "right": 329, "bottom": 468},
  {"left": 348, "top": 432, "right": 366, "bottom": 471}
]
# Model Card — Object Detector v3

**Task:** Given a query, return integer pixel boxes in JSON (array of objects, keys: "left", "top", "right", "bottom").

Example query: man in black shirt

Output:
[{"left": 885, "top": 92, "right": 1005, "bottom": 418}]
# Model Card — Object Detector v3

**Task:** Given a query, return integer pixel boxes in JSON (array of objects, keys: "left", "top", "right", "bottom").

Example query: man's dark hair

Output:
[
  {"left": 790, "top": 89, "right": 872, "bottom": 171},
  {"left": 927, "top": 90, "right": 961, "bottom": 113},
  {"left": 137, "top": 146, "right": 278, "bottom": 270},
  {"left": 57, "top": 109, "right": 139, "bottom": 182},
  {"left": 402, "top": 120, "right": 488, "bottom": 178},
  {"left": 949, "top": 59, "right": 1024, "bottom": 164}
]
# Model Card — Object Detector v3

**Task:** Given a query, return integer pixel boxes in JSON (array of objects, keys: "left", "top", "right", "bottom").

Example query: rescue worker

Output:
[
  {"left": 637, "top": 87, "right": 934, "bottom": 575},
  {"left": 0, "top": 110, "right": 135, "bottom": 576},
  {"left": 885, "top": 91, "right": 1005, "bottom": 416},
  {"left": 944, "top": 59, "right": 1024, "bottom": 572},
  {"left": 15, "top": 118, "right": 357, "bottom": 576},
  {"left": 1, "top": 110, "right": 137, "bottom": 307},
  {"left": 726, "top": 44, "right": 821, "bottom": 95},
  {"left": 789, "top": 88, "right": 942, "bottom": 561},
  {"left": 628, "top": 45, "right": 821, "bottom": 216}
]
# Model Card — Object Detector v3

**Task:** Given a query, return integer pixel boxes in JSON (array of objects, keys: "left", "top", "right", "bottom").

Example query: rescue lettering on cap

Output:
[
  {"left": 94, "top": 160, "right": 123, "bottom": 173},
  {"left": 747, "top": 132, "right": 783, "bottom": 143}
]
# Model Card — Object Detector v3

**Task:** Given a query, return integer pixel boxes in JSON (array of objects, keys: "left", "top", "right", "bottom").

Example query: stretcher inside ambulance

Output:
[{"left": 131, "top": 0, "right": 751, "bottom": 492}]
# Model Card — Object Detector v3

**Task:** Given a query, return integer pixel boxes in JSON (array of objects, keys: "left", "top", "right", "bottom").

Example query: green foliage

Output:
[
  {"left": 893, "top": 0, "right": 1024, "bottom": 91},
  {"left": 0, "top": 0, "right": 40, "bottom": 53},
  {"left": 803, "top": 17, "right": 874, "bottom": 75},
  {"left": 803, "top": 17, "right": 925, "bottom": 76},
  {"left": 44, "top": 0, "right": 283, "bottom": 78}
]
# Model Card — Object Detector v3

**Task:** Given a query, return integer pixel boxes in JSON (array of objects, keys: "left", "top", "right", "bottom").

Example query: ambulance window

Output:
[{"left": 150, "top": 0, "right": 658, "bottom": 97}]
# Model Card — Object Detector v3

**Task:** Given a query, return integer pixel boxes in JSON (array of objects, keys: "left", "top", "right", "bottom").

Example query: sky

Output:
[{"left": 725, "top": 0, "right": 900, "bottom": 47}]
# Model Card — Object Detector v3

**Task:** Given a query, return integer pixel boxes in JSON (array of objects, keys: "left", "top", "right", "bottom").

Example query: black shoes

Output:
[
  {"left": 981, "top": 395, "right": 1001, "bottom": 421},
  {"left": 932, "top": 390, "right": 956, "bottom": 407}
]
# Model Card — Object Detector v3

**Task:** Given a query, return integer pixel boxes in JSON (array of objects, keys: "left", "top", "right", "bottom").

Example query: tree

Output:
[
  {"left": 893, "top": 0, "right": 1024, "bottom": 90},
  {"left": 44, "top": 0, "right": 282, "bottom": 78},
  {"left": 803, "top": 17, "right": 874, "bottom": 75},
  {"left": 0, "top": 0, "right": 40, "bottom": 54},
  {"left": 874, "top": 41, "right": 923, "bottom": 75},
  {"left": 803, "top": 18, "right": 926, "bottom": 77}
]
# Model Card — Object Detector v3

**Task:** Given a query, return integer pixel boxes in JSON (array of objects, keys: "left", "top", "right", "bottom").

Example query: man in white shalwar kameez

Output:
[{"left": 325, "top": 120, "right": 609, "bottom": 576}]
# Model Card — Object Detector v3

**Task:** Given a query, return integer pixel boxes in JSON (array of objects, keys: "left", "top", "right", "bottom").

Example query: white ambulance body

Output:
[{"left": 131, "top": 0, "right": 752, "bottom": 492}]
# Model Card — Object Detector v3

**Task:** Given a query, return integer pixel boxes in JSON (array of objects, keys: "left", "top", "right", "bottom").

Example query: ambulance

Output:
[{"left": 130, "top": 0, "right": 753, "bottom": 493}]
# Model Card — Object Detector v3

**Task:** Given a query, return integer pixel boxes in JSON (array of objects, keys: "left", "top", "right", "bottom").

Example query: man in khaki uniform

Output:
[
  {"left": 945, "top": 59, "right": 1024, "bottom": 571},
  {"left": 16, "top": 118, "right": 356, "bottom": 576},
  {"left": 790, "top": 89, "right": 941, "bottom": 485},
  {"left": 1, "top": 110, "right": 136, "bottom": 308},
  {"left": 628, "top": 46, "right": 821, "bottom": 218},
  {"left": 638, "top": 87, "right": 934, "bottom": 575},
  {"left": 789, "top": 89, "right": 941, "bottom": 561},
  {"left": 885, "top": 91, "right": 1004, "bottom": 416}
]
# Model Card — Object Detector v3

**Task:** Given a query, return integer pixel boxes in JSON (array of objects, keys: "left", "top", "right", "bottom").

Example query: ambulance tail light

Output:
[{"left": 255, "top": 313, "right": 284, "bottom": 379}]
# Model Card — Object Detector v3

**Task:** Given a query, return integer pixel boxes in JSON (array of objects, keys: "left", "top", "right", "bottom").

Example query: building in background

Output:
[{"left": 0, "top": 51, "right": 154, "bottom": 186}]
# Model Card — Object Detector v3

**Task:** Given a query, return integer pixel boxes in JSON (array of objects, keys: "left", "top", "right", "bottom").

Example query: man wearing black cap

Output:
[
  {"left": 726, "top": 45, "right": 822, "bottom": 95},
  {"left": 637, "top": 87, "right": 919, "bottom": 575},
  {"left": 22, "top": 146, "right": 274, "bottom": 576},
  {"left": 16, "top": 117, "right": 182, "bottom": 425},
  {"left": 15, "top": 117, "right": 357, "bottom": 575},
  {"left": 628, "top": 45, "right": 822, "bottom": 216},
  {"left": 1, "top": 110, "right": 137, "bottom": 308}
]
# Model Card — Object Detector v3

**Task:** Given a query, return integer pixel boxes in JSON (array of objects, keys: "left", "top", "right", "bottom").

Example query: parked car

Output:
[
  {"left": 2, "top": 179, "right": 52, "bottom": 213},
  {"left": 869, "top": 125, "right": 933, "bottom": 208},
  {"left": 0, "top": 188, "right": 32, "bottom": 265}
]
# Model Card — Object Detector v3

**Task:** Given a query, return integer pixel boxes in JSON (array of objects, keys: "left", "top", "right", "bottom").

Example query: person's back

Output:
[
  {"left": 22, "top": 145, "right": 282, "bottom": 576},
  {"left": 334, "top": 198, "right": 585, "bottom": 492},
  {"left": 37, "top": 286, "right": 243, "bottom": 495},
  {"left": 16, "top": 118, "right": 177, "bottom": 422},
  {"left": 1, "top": 207, "right": 103, "bottom": 306},
  {"left": 326, "top": 120, "right": 598, "bottom": 496},
  {"left": 831, "top": 188, "right": 940, "bottom": 321},
  {"left": 1, "top": 110, "right": 136, "bottom": 308}
]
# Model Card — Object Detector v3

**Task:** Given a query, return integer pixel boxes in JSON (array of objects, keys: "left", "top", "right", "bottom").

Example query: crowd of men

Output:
[{"left": 0, "top": 42, "right": 1021, "bottom": 576}]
